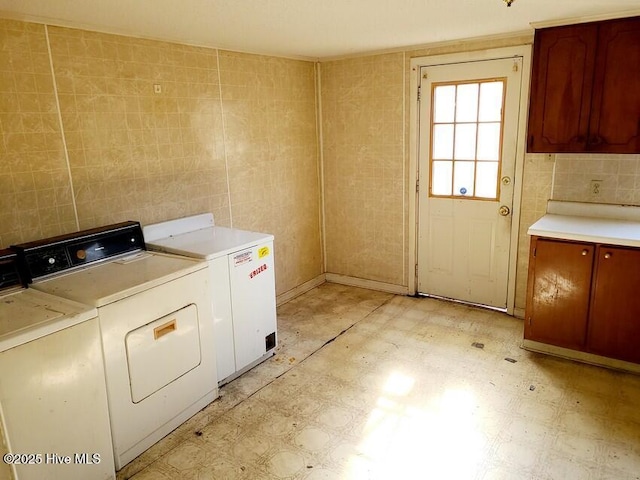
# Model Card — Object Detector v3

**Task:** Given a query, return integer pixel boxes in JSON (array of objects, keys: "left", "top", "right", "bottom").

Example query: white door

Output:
[{"left": 417, "top": 57, "right": 524, "bottom": 308}]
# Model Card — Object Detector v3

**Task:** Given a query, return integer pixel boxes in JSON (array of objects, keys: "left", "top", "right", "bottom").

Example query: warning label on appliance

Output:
[
  {"left": 234, "top": 251, "right": 252, "bottom": 266},
  {"left": 258, "top": 246, "right": 270, "bottom": 259}
]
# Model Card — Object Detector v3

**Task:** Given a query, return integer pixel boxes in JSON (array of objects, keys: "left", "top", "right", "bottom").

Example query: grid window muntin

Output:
[{"left": 429, "top": 78, "right": 507, "bottom": 200}]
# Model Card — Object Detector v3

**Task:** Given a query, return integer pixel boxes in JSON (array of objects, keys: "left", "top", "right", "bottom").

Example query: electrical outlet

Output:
[
  {"left": 153, "top": 84, "right": 162, "bottom": 94},
  {"left": 591, "top": 180, "right": 602, "bottom": 196}
]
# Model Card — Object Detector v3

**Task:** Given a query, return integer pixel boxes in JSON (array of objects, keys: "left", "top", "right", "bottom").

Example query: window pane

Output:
[
  {"left": 454, "top": 124, "right": 477, "bottom": 160},
  {"left": 479, "top": 82, "right": 504, "bottom": 122},
  {"left": 433, "top": 124, "right": 454, "bottom": 159},
  {"left": 434, "top": 85, "right": 455, "bottom": 123},
  {"left": 453, "top": 161, "right": 475, "bottom": 196},
  {"left": 475, "top": 162, "right": 499, "bottom": 198},
  {"left": 432, "top": 161, "right": 452, "bottom": 195},
  {"left": 455, "top": 84, "right": 478, "bottom": 122},
  {"left": 477, "top": 123, "right": 501, "bottom": 161}
]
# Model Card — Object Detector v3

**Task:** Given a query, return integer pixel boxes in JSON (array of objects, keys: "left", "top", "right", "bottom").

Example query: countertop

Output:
[{"left": 528, "top": 201, "right": 640, "bottom": 247}]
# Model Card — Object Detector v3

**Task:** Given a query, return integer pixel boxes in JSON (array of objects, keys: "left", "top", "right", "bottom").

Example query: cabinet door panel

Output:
[
  {"left": 525, "top": 238, "right": 593, "bottom": 349},
  {"left": 589, "top": 17, "right": 640, "bottom": 153},
  {"left": 588, "top": 246, "right": 640, "bottom": 363},
  {"left": 527, "top": 24, "right": 597, "bottom": 152}
]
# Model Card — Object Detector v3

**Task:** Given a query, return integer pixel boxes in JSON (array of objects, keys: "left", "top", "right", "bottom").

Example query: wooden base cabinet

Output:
[
  {"left": 525, "top": 236, "right": 640, "bottom": 365},
  {"left": 589, "top": 246, "right": 640, "bottom": 364}
]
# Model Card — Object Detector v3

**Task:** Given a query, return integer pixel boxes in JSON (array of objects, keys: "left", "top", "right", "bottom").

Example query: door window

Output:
[{"left": 430, "top": 80, "right": 505, "bottom": 199}]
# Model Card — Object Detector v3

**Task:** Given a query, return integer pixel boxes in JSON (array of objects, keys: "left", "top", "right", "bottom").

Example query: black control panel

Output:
[
  {"left": 12, "top": 221, "right": 146, "bottom": 283},
  {"left": 0, "top": 249, "right": 23, "bottom": 290}
]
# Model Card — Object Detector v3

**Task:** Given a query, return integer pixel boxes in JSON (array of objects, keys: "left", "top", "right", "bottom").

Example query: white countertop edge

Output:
[
  {"left": 528, "top": 213, "right": 640, "bottom": 247},
  {"left": 527, "top": 228, "right": 640, "bottom": 247}
]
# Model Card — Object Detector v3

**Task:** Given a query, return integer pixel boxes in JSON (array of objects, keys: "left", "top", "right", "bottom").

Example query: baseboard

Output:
[
  {"left": 276, "top": 274, "right": 326, "bottom": 306},
  {"left": 513, "top": 307, "right": 525, "bottom": 319},
  {"left": 522, "top": 339, "right": 640, "bottom": 375},
  {"left": 325, "top": 273, "right": 408, "bottom": 295}
]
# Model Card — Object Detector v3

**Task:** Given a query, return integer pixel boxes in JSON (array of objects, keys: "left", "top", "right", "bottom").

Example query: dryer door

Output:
[{"left": 126, "top": 304, "right": 201, "bottom": 402}]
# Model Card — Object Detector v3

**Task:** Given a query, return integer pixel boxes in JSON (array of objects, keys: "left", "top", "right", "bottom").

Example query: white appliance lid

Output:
[
  {"left": 145, "top": 226, "right": 274, "bottom": 260},
  {"left": 143, "top": 213, "right": 214, "bottom": 242},
  {"left": 31, "top": 252, "right": 206, "bottom": 308},
  {"left": 0, "top": 288, "right": 97, "bottom": 352}
]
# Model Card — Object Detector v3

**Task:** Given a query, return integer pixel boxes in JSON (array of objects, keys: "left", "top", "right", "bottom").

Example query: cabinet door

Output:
[
  {"left": 525, "top": 238, "right": 593, "bottom": 350},
  {"left": 589, "top": 17, "right": 640, "bottom": 153},
  {"left": 588, "top": 246, "right": 640, "bottom": 363},
  {"left": 527, "top": 24, "right": 597, "bottom": 153}
]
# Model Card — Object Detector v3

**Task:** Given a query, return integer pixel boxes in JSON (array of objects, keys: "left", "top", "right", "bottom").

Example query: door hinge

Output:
[
  {"left": 528, "top": 316, "right": 532, "bottom": 325},
  {"left": 415, "top": 263, "right": 418, "bottom": 276},
  {"left": 416, "top": 178, "right": 419, "bottom": 193},
  {"left": 417, "top": 85, "right": 421, "bottom": 102},
  {"left": 532, "top": 247, "right": 536, "bottom": 258}
]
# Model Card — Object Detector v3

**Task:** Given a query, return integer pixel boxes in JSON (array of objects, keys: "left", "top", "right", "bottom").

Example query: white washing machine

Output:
[
  {"left": 143, "top": 214, "right": 277, "bottom": 385},
  {"left": 0, "top": 249, "right": 115, "bottom": 480},
  {"left": 13, "top": 222, "right": 218, "bottom": 470}
]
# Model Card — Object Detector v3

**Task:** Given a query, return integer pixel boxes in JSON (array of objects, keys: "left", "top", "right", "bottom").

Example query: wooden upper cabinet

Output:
[
  {"left": 527, "top": 16, "right": 640, "bottom": 153},
  {"left": 589, "top": 17, "right": 640, "bottom": 153}
]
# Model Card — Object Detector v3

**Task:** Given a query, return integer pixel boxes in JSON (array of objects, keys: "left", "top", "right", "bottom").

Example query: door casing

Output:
[{"left": 408, "top": 45, "right": 532, "bottom": 316}]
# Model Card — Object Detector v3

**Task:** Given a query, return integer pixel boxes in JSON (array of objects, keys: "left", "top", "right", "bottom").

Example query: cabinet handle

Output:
[
  {"left": 604, "top": 252, "right": 612, "bottom": 259},
  {"left": 581, "top": 249, "right": 589, "bottom": 256}
]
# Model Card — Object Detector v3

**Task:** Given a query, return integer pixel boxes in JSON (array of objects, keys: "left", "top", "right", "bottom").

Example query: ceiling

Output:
[{"left": 0, "top": 0, "right": 639, "bottom": 59}]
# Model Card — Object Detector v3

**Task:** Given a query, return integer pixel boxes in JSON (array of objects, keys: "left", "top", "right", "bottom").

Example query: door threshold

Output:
[{"left": 415, "top": 292, "right": 507, "bottom": 314}]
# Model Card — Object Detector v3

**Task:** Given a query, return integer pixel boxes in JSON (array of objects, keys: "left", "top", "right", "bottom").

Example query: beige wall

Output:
[
  {"left": 0, "top": 19, "right": 322, "bottom": 297},
  {"left": 320, "top": 35, "right": 547, "bottom": 311},
  {"left": 321, "top": 53, "right": 406, "bottom": 286},
  {"left": 553, "top": 154, "right": 640, "bottom": 205}
]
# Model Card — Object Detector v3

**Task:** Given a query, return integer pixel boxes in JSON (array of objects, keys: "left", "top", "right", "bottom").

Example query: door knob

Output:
[{"left": 499, "top": 205, "right": 510, "bottom": 216}]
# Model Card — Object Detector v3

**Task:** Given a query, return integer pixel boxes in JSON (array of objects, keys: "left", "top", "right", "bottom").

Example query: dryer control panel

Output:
[{"left": 12, "top": 221, "right": 145, "bottom": 282}]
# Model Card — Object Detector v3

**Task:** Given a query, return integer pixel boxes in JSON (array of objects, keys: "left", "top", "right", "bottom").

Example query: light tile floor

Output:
[{"left": 120, "top": 283, "right": 640, "bottom": 480}]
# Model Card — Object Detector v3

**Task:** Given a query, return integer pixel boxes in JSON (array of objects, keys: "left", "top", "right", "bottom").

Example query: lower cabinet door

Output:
[
  {"left": 525, "top": 238, "right": 594, "bottom": 350},
  {"left": 588, "top": 246, "right": 640, "bottom": 363}
]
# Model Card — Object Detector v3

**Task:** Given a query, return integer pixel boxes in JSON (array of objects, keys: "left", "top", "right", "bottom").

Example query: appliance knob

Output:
[{"left": 48, "top": 257, "right": 55, "bottom": 265}]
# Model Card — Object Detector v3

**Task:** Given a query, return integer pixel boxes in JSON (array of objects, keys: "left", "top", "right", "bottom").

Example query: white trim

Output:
[
  {"left": 402, "top": 51, "right": 407, "bottom": 288},
  {"left": 530, "top": 10, "right": 640, "bottom": 30},
  {"left": 407, "top": 63, "right": 420, "bottom": 295},
  {"left": 408, "top": 45, "right": 532, "bottom": 316},
  {"left": 325, "top": 273, "right": 408, "bottom": 295},
  {"left": 215, "top": 50, "right": 233, "bottom": 227},
  {"left": 45, "top": 25, "right": 80, "bottom": 231},
  {"left": 316, "top": 62, "right": 327, "bottom": 273},
  {"left": 320, "top": 30, "right": 533, "bottom": 62},
  {"left": 276, "top": 274, "right": 326, "bottom": 306},
  {"left": 522, "top": 339, "right": 640, "bottom": 375}
]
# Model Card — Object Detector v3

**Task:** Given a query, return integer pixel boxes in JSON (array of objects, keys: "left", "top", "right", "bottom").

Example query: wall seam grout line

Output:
[
  {"left": 316, "top": 61, "right": 328, "bottom": 274},
  {"left": 215, "top": 49, "right": 233, "bottom": 227},
  {"left": 45, "top": 24, "right": 80, "bottom": 231}
]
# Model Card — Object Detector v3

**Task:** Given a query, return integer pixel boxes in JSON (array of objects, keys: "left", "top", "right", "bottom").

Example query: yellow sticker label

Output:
[{"left": 258, "top": 246, "right": 270, "bottom": 258}]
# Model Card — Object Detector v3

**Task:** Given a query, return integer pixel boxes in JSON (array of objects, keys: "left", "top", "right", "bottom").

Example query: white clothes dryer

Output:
[
  {"left": 14, "top": 223, "right": 218, "bottom": 470},
  {"left": 143, "top": 214, "right": 277, "bottom": 385}
]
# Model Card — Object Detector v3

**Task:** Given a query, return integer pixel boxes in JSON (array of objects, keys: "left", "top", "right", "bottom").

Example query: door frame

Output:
[{"left": 408, "top": 45, "right": 532, "bottom": 315}]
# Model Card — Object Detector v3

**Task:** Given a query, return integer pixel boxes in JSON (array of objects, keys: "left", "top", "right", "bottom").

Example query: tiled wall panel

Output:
[
  {"left": 0, "top": 19, "right": 322, "bottom": 297},
  {"left": 321, "top": 53, "right": 405, "bottom": 286},
  {"left": 0, "top": 20, "right": 76, "bottom": 246},
  {"left": 218, "top": 52, "right": 322, "bottom": 293},
  {"left": 47, "top": 26, "right": 230, "bottom": 229}
]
